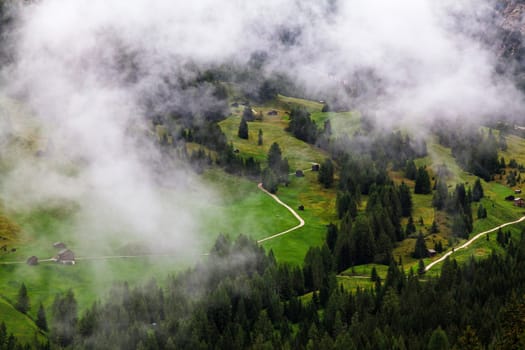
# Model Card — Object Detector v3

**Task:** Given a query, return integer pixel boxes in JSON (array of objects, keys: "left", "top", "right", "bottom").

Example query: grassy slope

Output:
[
  {"left": 403, "top": 136, "right": 525, "bottom": 273},
  {"left": 2, "top": 91, "right": 525, "bottom": 316},
  {"left": 0, "top": 297, "right": 45, "bottom": 345},
  {"left": 0, "top": 94, "right": 332, "bottom": 325},
  {"left": 199, "top": 169, "right": 299, "bottom": 244},
  {"left": 218, "top": 97, "right": 337, "bottom": 265}
]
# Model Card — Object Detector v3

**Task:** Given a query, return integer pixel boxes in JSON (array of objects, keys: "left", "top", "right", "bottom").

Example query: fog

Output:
[{"left": 0, "top": 0, "right": 522, "bottom": 260}]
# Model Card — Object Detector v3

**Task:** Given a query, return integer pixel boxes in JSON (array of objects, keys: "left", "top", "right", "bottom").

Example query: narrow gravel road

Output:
[{"left": 425, "top": 215, "right": 525, "bottom": 272}]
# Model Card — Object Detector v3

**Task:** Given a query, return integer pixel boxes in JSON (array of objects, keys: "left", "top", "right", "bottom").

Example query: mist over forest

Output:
[{"left": 1, "top": 0, "right": 525, "bottom": 349}]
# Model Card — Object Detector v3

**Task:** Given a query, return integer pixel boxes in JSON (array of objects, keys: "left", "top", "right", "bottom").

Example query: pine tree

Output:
[
  {"left": 262, "top": 168, "right": 279, "bottom": 194},
  {"left": 412, "top": 232, "right": 428, "bottom": 259},
  {"left": 472, "top": 178, "right": 484, "bottom": 202},
  {"left": 326, "top": 223, "right": 338, "bottom": 253},
  {"left": 477, "top": 204, "right": 487, "bottom": 219},
  {"left": 433, "top": 178, "right": 448, "bottom": 210},
  {"left": 399, "top": 182, "right": 412, "bottom": 217},
  {"left": 36, "top": 303, "right": 48, "bottom": 331},
  {"left": 430, "top": 220, "right": 439, "bottom": 233},
  {"left": 15, "top": 283, "right": 30, "bottom": 314},
  {"left": 353, "top": 216, "right": 375, "bottom": 264},
  {"left": 405, "top": 160, "right": 417, "bottom": 180},
  {"left": 238, "top": 117, "right": 249, "bottom": 139},
  {"left": 51, "top": 289, "right": 78, "bottom": 347},
  {"left": 258, "top": 129, "right": 263, "bottom": 146},
  {"left": 418, "top": 259, "right": 425, "bottom": 274},
  {"left": 267, "top": 142, "right": 283, "bottom": 170},
  {"left": 371, "top": 266, "right": 380, "bottom": 282},
  {"left": 457, "top": 326, "right": 482, "bottom": 350},
  {"left": 414, "top": 166, "right": 431, "bottom": 194},
  {"left": 428, "top": 326, "right": 450, "bottom": 350},
  {"left": 405, "top": 216, "right": 416, "bottom": 236},
  {"left": 318, "top": 158, "right": 334, "bottom": 188}
]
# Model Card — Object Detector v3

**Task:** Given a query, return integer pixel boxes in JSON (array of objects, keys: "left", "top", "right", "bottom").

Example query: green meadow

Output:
[{"left": 2, "top": 93, "right": 525, "bottom": 342}]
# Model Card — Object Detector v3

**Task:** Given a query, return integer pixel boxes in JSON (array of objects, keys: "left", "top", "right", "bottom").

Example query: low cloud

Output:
[{"left": 0, "top": 0, "right": 522, "bottom": 259}]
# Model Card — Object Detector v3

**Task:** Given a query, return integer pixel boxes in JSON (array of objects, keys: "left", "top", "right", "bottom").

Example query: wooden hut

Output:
[
  {"left": 26, "top": 256, "right": 38, "bottom": 266},
  {"left": 56, "top": 249, "right": 75, "bottom": 265}
]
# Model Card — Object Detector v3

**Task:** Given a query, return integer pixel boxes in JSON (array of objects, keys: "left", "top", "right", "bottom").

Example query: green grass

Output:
[
  {"left": 260, "top": 171, "right": 337, "bottom": 265},
  {"left": 3, "top": 91, "right": 525, "bottom": 330},
  {"left": 337, "top": 275, "right": 375, "bottom": 292},
  {"left": 275, "top": 95, "right": 324, "bottom": 113},
  {"left": 310, "top": 111, "right": 361, "bottom": 137},
  {"left": 0, "top": 297, "right": 45, "bottom": 344},
  {"left": 199, "top": 169, "right": 299, "bottom": 245},
  {"left": 340, "top": 263, "right": 389, "bottom": 278},
  {"left": 501, "top": 133, "right": 525, "bottom": 166},
  {"left": 0, "top": 257, "right": 191, "bottom": 324},
  {"left": 218, "top": 104, "right": 337, "bottom": 265},
  {"left": 219, "top": 114, "right": 328, "bottom": 170}
]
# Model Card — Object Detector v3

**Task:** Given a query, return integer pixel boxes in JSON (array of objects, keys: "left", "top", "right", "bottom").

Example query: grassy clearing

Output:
[
  {"left": 501, "top": 133, "right": 525, "bottom": 166},
  {"left": 275, "top": 95, "right": 324, "bottom": 113},
  {"left": 260, "top": 170, "right": 337, "bottom": 265},
  {"left": 340, "top": 263, "right": 389, "bottom": 278},
  {"left": 218, "top": 98, "right": 337, "bottom": 265},
  {"left": 337, "top": 275, "right": 375, "bottom": 292},
  {"left": 199, "top": 169, "right": 299, "bottom": 245},
  {"left": 0, "top": 257, "right": 190, "bottom": 328},
  {"left": 219, "top": 113, "right": 327, "bottom": 170},
  {"left": 310, "top": 111, "right": 361, "bottom": 137}
]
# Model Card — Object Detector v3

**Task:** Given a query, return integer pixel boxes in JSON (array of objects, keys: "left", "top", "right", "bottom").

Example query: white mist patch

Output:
[{"left": 0, "top": 0, "right": 523, "bottom": 259}]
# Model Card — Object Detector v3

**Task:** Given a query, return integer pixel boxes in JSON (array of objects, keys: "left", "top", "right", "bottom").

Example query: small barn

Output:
[
  {"left": 26, "top": 256, "right": 38, "bottom": 266},
  {"left": 427, "top": 249, "right": 437, "bottom": 257},
  {"left": 515, "top": 189, "right": 522, "bottom": 194},
  {"left": 56, "top": 249, "right": 75, "bottom": 265},
  {"left": 295, "top": 170, "right": 304, "bottom": 177},
  {"left": 515, "top": 198, "right": 525, "bottom": 207},
  {"left": 311, "top": 163, "right": 320, "bottom": 172},
  {"left": 53, "top": 242, "right": 66, "bottom": 249},
  {"left": 505, "top": 195, "right": 515, "bottom": 201},
  {"left": 267, "top": 110, "right": 278, "bottom": 116}
]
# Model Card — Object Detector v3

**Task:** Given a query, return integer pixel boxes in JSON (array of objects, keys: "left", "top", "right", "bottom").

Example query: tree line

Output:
[{"left": 7, "top": 230, "right": 525, "bottom": 349}]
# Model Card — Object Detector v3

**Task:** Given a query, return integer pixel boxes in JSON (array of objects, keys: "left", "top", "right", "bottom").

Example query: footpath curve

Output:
[
  {"left": 256, "top": 183, "right": 305, "bottom": 243},
  {"left": 425, "top": 215, "right": 525, "bottom": 272}
]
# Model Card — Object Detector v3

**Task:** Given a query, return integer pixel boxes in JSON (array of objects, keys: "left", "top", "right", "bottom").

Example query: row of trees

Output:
[
  {"left": 331, "top": 182, "right": 411, "bottom": 270},
  {"left": 13, "top": 231, "right": 525, "bottom": 349},
  {"left": 433, "top": 179, "right": 480, "bottom": 238}
]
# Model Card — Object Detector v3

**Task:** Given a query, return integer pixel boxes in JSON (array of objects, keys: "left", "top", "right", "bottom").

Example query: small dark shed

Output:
[
  {"left": 515, "top": 189, "right": 522, "bottom": 194},
  {"left": 27, "top": 256, "right": 38, "bottom": 266},
  {"left": 267, "top": 110, "right": 278, "bottom": 116},
  {"left": 295, "top": 170, "right": 304, "bottom": 177},
  {"left": 231, "top": 102, "right": 239, "bottom": 107},
  {"left": 53, "top": 242, "right": 66, "bottom": 249},
  {"left": 515, "top": 198, "right": 525, "bottom": 207},
  {"left": 298, "top": 205, "right": 305, "bottom": 211},
  {"left": 311, "top": 163, "right": 320, "bottom": 172},
  {"left": 427, "top": 249, "right": 437, "bottom": 257}
]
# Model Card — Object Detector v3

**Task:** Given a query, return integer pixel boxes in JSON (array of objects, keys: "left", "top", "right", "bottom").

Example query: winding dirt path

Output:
[
  {"left": 256, "top": 183, "right": 305, "bottom": 243},
  {"left": 425, "top": 215, "right": 525, "bottom": 272}
]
